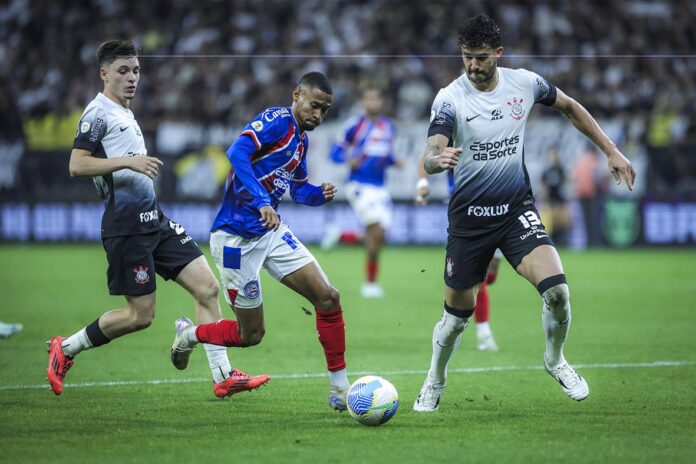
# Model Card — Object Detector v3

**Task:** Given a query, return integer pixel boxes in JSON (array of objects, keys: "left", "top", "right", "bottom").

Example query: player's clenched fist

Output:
[
  {"left": 437, "top": 147, "right": 462, "bottom": 170},
  {"left": 321, "top": 183, "right": 337, "bottom": 201},
  {"left": 259, "top": 205, "right": 280, "bottom": 231}
]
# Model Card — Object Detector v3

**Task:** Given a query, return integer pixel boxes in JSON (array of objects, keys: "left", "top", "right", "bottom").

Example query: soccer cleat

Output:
[
  {"left": 0, "top": 322, "right": 23, "bottom": 339},
  {"left": 170, "top": 317, "right": 195, "bottom": 370},
  {"left": 360, "top": 282, "right": 384, "bottom": 298},
  {"left": 544, "top": 359, "right": 590, "bottom": 401},
  {"left": 320, "top": 224, "right": 342, "bottom": 251},
  {"left": 477, "top": 333, "right": 499, "bottom": 352},
  {"left": 46, "top": 337, "right": 73, "bottom": 396},
  {"left": 413, "top": 380, "right": 445, "bottom": 412},
  {"left": 328, "top": 383, "right": 349, "bottom": 411},
  {"left": 213, "top": 369, "right": 270, "bottom": 398}
]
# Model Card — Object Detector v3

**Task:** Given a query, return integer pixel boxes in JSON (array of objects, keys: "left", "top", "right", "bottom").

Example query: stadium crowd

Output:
[{"left": 1, "top": 0, "right": 694, "bottom": 200}]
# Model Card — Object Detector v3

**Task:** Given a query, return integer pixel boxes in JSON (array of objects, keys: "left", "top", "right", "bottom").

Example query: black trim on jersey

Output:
[
  {"left": 427, "top": 124, "right": 454, "bottom": 139},
  {"left": 538, "top": 84, "right": 557, "bottom": 107}
]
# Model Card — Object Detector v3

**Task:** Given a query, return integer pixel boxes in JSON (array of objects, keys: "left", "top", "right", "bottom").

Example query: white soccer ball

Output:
[{"left": 347, "top": 375, "right": 399, "bottom": 426}]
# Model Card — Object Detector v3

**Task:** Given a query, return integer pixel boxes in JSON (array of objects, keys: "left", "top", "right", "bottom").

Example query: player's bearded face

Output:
[
  {"left": 461, "top": 46, "right": 501, "bottom": 85},
  {"left": 292, "top": 86, "right": 332, "bottom": 131},
  {"left": 102, "top": 57, "right": 140, "bottom": 101}
]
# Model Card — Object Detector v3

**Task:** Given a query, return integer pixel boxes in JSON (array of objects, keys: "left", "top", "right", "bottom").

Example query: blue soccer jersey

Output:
[
  {"left": 330, "top": 115, "right": 397, "bottom": 186},
  {"left": 212, "top": 107, "right": 327, "bottom": 238}
]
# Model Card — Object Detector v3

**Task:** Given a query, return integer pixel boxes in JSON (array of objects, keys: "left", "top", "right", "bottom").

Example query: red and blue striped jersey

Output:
[{"left": 212, "top": 107, "right": 326, "bottom": 238}]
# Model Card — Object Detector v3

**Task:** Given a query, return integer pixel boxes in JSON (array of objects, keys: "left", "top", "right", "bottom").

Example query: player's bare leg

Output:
[
  {"left": 281, "top": 261, "right": 349, "bottom": 411},
  {"left": 414, "top": 284, "right": 478, "bottom": 412},
  {"left": 362, "top": 222, "right": 385, "bottom": 298},
  {"left": 516, "top": 244, "right": 589, "bottom": 401},
  {"left": 173, "top": 256, "right": 233, "bottom": 383},
  {"left": 48, "top": 292, "right": 156, "bottom": 395}
]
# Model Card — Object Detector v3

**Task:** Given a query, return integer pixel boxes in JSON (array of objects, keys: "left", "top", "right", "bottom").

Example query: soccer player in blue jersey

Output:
[
  {"left": 170, "top": 72, "right": 351, "bottom": 410},
  {"left": 414, "top": 15, "right": 636, "bottom": 412},
  {"left": 324, "top": 86, "right": 401, "bottom": 298},
  {"left": 46, "top": 40, "right": 241, "bottom": 398}
]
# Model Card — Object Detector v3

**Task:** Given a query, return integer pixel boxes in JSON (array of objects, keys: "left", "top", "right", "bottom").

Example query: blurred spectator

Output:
[
  {"left": 540, "top": 145, "right": 570, "bottom": 246},
  {"left": 174, "top": 144, "right": 229, "bottom": 200},
  {"left": 573, "top": 145, "right": 607, "bottom": 246}
]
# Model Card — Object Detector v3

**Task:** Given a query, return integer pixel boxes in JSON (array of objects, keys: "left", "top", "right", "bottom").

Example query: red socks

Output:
[
  {"left": 340, "top": 232, "right": 360, "bottom": 245},
  {"left": 486, "top": 271, "right": 498, "bottom": 285},
  {"left": 367, "top": 259, "right": 378, "bottom": 283},
  {"left": 474, "top": 282, "right": 489, "bottom": 323},
  {"left": 315, "top": 307, "right": 346, "bottom": 372},
  {"left": 195, "top": 320, "right": 246, "bottom": 347}
]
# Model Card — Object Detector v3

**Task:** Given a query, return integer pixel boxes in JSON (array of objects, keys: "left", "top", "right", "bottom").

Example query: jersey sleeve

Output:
[
  {"left": 238, "top": 109, "right": 291, "bottom": 151},
  {"left": 330, "top": 116, "right": 361, "bottom": 163},
  {"left": 73, "top": 106, "right": 108, "bottom": 153},
  {"left": 427, "top": 90, "right": 456, "bottom": 139},
  {"left": 523, "top": 69, "right": 557, "bottom": 107}
]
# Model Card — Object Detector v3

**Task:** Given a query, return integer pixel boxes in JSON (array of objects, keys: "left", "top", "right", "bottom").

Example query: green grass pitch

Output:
[{"left": 1, "top": 244, "right": 694, "bottom": 463}]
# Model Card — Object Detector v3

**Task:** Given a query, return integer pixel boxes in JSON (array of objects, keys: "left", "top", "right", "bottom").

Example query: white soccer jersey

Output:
[
  {"left": 428, "top": 67, "right": 556, "bottom": 237},
  {"left": 73, "top": 93, "right": 164, "bottom": 238}
]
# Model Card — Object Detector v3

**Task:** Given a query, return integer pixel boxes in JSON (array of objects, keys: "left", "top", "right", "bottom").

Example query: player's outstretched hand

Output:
[
  {"left": 437, "top": 147, "right": 461, "bottom": 170},
  {"left": 259, "top": 205, "right": 280, "bottom": 231},
  {"left": 321, "top": 183, "right": 337, "bottom": 201},
  {"left": 607, "top": 150, "right": 636, "bottom": 191},
  {"left": 128, "top": 155, "right": 163, "bottom": 179},
  {"left": 415, "top": 178, "right": 430, "bottom": 206}
]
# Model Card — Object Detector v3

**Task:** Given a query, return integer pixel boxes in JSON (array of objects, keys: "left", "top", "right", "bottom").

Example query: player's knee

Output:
[
  {"left": 241, "top": 328, "right": 265, "bottom": 346},
  {"left": 131, "top": 312, "right": 155, "bottom": 331},
  {"left": 315, "top": 286, "right": 340, "bottom": 311},
  {"left": 195, "top": 277, "right": 220, "bottom": 304},
  {"left": 542, "top": 283, "right": 570, "bottom": 321}
]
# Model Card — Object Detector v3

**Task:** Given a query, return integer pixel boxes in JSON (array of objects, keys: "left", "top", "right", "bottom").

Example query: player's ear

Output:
[
  {"left": 100, "top": 67, "right": 108, "bottom": 83},
  {"left": 495, "top": 47, "right": 504, "bottom": 59},
  {"left": 292, "top": 86, "right": 303, "bottom": 103}
]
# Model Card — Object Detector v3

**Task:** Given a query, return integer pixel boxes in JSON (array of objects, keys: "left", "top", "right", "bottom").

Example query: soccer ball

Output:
[{"left": 347, "top": 375, "right": 399, "bottom": 426}]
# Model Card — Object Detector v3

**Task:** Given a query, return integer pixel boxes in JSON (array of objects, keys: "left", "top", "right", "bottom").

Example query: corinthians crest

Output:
[
  {"left": 133, "top": 265, "right": 150, "bottom": 284},
  {"left": 507, "top": 97, "right": 525, "bottom": 120}
]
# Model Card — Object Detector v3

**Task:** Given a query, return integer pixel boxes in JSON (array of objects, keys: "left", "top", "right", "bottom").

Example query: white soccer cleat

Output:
[
  {"left": 544, "top": 359, "right": 589, "bottom": 401},
  {"left": 321, "top": 224, "right": 342, "bottom": 251},
  {"left": 477, "top": 333, "right": 499, "bottom": 352},
  {"left": 170, "top": 317, "right": 195, "bottom": 370},
  {"left": 360, "top": 282, "right": 384, "bottom": 298},
  {"left": 413, "top": 380, "right": 445, "bottom": 412},
  {"left": 328, "top": 383, "right": 349, "bottom": 412}
]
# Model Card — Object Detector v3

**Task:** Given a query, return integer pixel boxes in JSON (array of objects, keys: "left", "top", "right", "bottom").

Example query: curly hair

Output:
[{"left": 458, "top": 14, "right": 501, "bottom": 49}]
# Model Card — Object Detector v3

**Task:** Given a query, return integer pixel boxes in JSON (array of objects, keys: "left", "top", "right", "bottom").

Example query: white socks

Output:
[
  {"left": 541, "top": 283, "right": 571, "bottom": 368},
  {"left": 476, "top": 321, "right": 491, "bottom": 338},
  {"left": 61, "top": 328, "right": 93, "bottom": 358},
  {"left": 203, "top": 343, "right": 232, "bottom": 383},
  {"left": 427, "top": 310, "right": 469, "bottom": 386},
  {"left": 329, "top": 368, "right": 349, "bottom": 388}
]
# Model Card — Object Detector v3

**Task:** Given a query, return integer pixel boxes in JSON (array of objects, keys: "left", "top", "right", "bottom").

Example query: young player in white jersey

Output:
[
  {"left": 46, "top": 40, "right": 262, "bottom": 399},
  {"left": 414, "top": 15, "right": 636, "bottom": 412}
]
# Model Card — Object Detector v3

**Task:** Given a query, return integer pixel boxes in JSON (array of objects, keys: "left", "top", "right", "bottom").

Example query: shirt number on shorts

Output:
[
  {"left": 517, "top": 211, "right": 541, "bottom": 229},
  {"left": 281, "top": 231, "right": 298, "bottom": 250}
]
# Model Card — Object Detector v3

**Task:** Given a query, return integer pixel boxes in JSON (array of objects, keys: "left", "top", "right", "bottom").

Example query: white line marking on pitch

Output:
[{"left": 1, "top": 360, "right": 694, "bottom": 392}]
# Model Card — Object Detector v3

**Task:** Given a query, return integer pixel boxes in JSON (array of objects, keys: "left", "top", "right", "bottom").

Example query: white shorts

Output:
[
  {"left": 210, "top": 223, "right": 316, "bottom": 309},
  {"left": 344, "top": 181, "right": 393, "bottom": 229}
]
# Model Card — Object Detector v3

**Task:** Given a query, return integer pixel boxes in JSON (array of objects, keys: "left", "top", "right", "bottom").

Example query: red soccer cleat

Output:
[
  {"left": 213, "top": 368, "right": 270, "bottom": 398},
  {"left": 46, "top": 337, "right": 73, "bottom": 396}
]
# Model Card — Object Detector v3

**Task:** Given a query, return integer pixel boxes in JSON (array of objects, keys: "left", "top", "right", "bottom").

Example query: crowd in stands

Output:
[{"left": 1, "top": 0, "right": 694, "bottom": 198}]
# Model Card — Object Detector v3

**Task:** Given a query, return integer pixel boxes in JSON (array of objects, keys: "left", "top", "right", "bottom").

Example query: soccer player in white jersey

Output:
[
  {"left": 414, "top": 15, "right": 636, "bottom": 412},
  {"left": 46, "top": 40, "right": 265, "bottom": 398},
  {"left": 169, "top": 72, "right": 351, "bottom": 411}
]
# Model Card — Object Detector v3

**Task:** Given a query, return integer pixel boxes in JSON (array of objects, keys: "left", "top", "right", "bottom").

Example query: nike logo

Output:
[
  {"left": 466, "top": 115, "right": 480, "bottom": 122},
  {"left": 536, "top": 233, "right": 548, "bottom": 239},
  {"left": 119, "top": 126, "right": 128, "bottom": 132}
]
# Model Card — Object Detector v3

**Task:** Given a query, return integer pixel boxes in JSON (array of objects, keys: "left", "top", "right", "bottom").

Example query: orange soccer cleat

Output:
[
  {"left": 213, "top": 368, "right": 270, "bottom": 398},
  {"left": 46, "top": 337, "right": 73, "bottom": 396}
]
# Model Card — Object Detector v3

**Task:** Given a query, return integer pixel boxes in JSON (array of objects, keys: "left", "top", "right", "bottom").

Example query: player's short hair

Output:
[
  {"left": 298, "top": 72, "right": 333, "bottom": 95},
  {"left": 97, "top": 40, "right": 138, "bottom": 66},
  {"left": 458, "top": 14, "right": 501, "bottom": 49}
]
